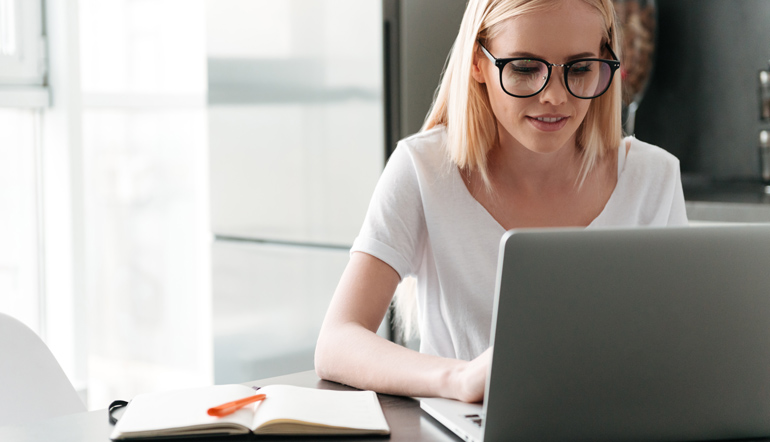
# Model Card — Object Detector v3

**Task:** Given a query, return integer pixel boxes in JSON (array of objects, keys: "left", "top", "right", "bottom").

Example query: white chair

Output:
[{"left": 0, "top": 313, "right": 85, "bottom": 426}]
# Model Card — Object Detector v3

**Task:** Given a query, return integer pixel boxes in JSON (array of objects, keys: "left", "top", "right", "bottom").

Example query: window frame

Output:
[
  {"left": 0, "top": 0, "right": 45, "bottom": 85},
  {"left": 0, "top": 0, "right": 48, "bottom": 108}
]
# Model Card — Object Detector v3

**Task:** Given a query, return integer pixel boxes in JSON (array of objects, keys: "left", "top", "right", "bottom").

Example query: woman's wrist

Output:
[
  {"left": 435, "top": 349, "right": 491, "bottom": 402},
  {"left": 437, "top": 358, "right": 468, "bottom": 400}
]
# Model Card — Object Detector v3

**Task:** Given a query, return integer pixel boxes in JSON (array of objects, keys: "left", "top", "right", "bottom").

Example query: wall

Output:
[{"left": 635, "top": 0, "right": 770, "bottom": 181}]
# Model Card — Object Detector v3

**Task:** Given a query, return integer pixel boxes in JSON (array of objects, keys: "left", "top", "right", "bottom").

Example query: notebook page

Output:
[
  {"left": 251, "top": 385, "right": 389, "bottom": 432},
  {"left": 112, "top": 384, "right": 256, "bottom": 437}
]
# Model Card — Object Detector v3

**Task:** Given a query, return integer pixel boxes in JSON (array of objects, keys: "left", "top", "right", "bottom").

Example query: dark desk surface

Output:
[{"left": 0, "top": 370, "right": 460, "bottom": 442}]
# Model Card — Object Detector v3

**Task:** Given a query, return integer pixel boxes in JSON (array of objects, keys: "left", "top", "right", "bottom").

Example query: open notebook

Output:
[{"left": 110, "top": 384, "right": 389, "bottom": 439}]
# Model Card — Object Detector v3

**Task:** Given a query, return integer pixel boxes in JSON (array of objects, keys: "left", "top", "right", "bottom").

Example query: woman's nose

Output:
[{"left": 539, "top": 69, "right": 568, "bottom": 105}]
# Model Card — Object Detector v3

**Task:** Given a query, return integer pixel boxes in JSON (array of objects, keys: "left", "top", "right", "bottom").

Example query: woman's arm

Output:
[{"left": 315, "top": 251, "right": 488, "bottom": 402}]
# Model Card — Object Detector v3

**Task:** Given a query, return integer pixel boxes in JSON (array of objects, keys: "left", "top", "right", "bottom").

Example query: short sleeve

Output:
[{"left": 350, "top": 142, "right": 427, "bottom": 280}]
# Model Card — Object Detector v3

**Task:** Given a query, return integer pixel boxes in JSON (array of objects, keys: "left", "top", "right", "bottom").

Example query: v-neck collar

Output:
[{"left": 453, "top": 138, "right": 630, "bottom": 231}]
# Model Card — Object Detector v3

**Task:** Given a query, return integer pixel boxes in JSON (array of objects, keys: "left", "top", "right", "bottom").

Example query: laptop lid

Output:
[{"left": 482, "top": 225, "right": 770, "bottom": 442}]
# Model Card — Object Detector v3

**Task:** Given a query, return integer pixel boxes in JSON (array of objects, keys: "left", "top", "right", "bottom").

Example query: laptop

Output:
[{"left": 421, "top": 225, "right": 770, "bottom": 442}]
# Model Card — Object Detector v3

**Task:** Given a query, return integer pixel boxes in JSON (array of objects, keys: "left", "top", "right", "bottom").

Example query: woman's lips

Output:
[{"left": 526, "top": 115, "right": 569, "bottom": 132}]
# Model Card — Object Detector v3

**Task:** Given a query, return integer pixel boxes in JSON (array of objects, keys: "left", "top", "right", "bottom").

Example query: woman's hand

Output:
[{"left": 449, "top": 347, "right": 492, "bottom": 403}]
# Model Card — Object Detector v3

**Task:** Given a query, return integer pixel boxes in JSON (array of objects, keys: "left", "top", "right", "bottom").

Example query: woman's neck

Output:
[
  {"left": 486, "top": 133, "right": 583, "bottom": 195},
  {"left": 461, "top": 133, "right": 618, "bottom": 230}
]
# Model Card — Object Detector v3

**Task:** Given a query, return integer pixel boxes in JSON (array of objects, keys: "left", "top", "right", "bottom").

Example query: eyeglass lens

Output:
[{"left": 502, "top": 59, "right": 613, "bottom": 98}]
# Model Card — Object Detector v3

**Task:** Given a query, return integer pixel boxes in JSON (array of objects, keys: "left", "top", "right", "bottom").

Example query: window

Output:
[
  {"left": 0, "top": 0, "right": 44, "bottom": 85},
  {"left": 0, "top": 109, "right": 41, "bottom": 332},
  {"left": 0, "top": 0, "right": 210, "bottom": 409},
  {"left": 0, "top": 0, "right": 45, "bottom": 338},
  {"left": 79, "top": 0, "right": 210, "bottom": 408}
]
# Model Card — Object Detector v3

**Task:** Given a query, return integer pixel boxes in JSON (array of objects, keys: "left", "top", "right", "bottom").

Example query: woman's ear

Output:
[{"left": 471, "top": 45, "right": 486, "bottom": 84}]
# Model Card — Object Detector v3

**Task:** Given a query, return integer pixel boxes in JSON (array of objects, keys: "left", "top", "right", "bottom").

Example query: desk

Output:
[{"left": 0, "top": 370, "right": 460, "bottom": 442}]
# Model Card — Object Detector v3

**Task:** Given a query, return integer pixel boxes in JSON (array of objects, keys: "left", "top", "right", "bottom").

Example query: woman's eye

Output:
[
  {"left": 507, "top": 61, "right": 543, "bottom": 76},
  {"left": 570, "top": 62, "right": 594, "bottom": 75},
  {"left": 512, "top": 66, "right": 539, "bottom": 74}
]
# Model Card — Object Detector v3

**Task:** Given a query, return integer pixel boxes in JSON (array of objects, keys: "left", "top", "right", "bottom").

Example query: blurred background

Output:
[
  {"left": 2, "top": 0, "right": 770, "bottom": 411},
  {"left": 0, "top": 0, "right": 465, "bottom": 410},
  {"left": 1, "top": 0, "right": 209, "bottom": 410}
]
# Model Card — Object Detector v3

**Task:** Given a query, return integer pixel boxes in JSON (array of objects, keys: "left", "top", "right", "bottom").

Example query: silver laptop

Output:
[{"left": 421, "top": 225, "right": 770, "bottom": 442}]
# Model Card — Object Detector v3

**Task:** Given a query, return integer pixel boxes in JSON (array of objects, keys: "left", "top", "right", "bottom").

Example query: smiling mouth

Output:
[
  {"left": 534, "top": 117, "right": 565, "bottom": 123},
  {"left": 526, "top": 115, "right": 569, "bottom": 132}
]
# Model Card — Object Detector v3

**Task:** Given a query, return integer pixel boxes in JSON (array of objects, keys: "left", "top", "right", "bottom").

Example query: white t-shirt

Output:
[{"left": 351, "top": 125, "right": 688, "bottom": 361}]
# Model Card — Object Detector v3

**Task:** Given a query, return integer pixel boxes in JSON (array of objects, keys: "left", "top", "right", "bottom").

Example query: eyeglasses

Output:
[{"left": 478, "top": 43, "right": 621, "bottom": 99}]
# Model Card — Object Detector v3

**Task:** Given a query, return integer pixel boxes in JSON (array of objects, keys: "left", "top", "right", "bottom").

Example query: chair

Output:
[{"left": 0, "top": 313, "right": 85, "bottom": 426}]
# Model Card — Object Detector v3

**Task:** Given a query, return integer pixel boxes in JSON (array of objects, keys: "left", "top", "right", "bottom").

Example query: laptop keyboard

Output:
[{"left": 464, "top": 413, "right": 484, "bottom": 427}]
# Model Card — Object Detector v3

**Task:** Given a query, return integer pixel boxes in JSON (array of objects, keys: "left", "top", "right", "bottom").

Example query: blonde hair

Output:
[{"left": 422, "top": 0, "right": 623, "bottom": 189}]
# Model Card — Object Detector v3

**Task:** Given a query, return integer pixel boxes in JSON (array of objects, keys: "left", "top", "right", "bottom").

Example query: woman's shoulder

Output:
[
  {"left": 379, "top": 125, "right": 453, "bottom": 185},
  {"left": 623, "top": 136, "right": 681, "bottom": 179},
  {"left": 395, "top": 125, "right": 448, "bottom": 160},
  {"left": 625, "top": 136, "right": 680, "bottom": 167},
  {"left": 387, "top": 125, "right": 452, "bottom": 178},
  {"left": 618, "top": 137, "right": 681, "bottom": 188}
]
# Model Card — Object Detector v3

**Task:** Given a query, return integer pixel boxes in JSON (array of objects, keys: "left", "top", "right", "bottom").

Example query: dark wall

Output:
[
  {"left": 400, "top": 0, "right": 466, "bottom": 137},
  {"left": 634, "top": 0, "right": 770, "bottom": 180}
]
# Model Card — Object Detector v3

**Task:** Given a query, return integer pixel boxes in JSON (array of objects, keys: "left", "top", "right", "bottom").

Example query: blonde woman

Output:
[{"left": 315, "top": 0, "right": 687, "bottom": 402}]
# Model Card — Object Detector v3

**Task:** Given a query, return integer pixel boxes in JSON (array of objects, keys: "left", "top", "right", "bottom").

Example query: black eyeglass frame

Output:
[{"left": 478, "top": 42, "right": 621, "bottom": 99}]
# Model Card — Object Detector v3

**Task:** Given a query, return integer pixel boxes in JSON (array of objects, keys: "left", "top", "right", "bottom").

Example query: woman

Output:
[{"left": 315, "top": 0, "right": 687, "bottom": 403}]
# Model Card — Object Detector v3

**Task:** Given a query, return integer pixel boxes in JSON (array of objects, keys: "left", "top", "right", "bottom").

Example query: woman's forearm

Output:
[
  {"left": 315, "top": 321, "right": 465, "bottom": 399},
  {"left": 314, "top": 252, "right": 486, "bottom": 402}
]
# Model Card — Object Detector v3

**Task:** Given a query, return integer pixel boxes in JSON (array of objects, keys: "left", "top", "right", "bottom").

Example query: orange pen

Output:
[{"left": 207, "top": 393, "right": 267, "bottom": 417}]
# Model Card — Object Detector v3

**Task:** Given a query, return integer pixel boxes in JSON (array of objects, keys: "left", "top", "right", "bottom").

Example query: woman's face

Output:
[{"left": 473, "top": 0, "right": 607, "bottom": 155}]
